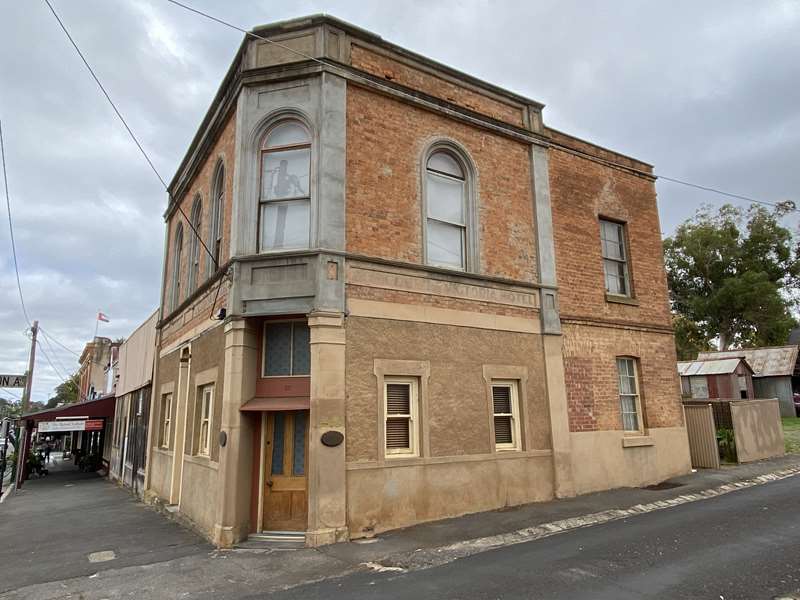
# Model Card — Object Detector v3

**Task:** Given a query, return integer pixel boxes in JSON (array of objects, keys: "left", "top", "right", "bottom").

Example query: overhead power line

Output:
[
  {"left": 1, "top": 120, "right": 31, "bottom": 326},
  {"left": 162, "top": 0, "right": 797, "bottom": 217},
  {"left": 39, "top": 327, "right": 81, "bottom": 358},
  {"left": 36, "top": 339, "right": 69, "bottom": 384},
  {"left": 0, "top": 389, "right": 22, "bottom": 401},
  {"left": 39, "top": 331, "right": 73, "bottom": 377},
  {"left": 3, "top": 121, "right": 93, "bottom": 362},
  {"left": 42, "top": 0, "right": 218, "bottom": 270},
  {"left": 656, "top": 176, "right": 798, "bottom": 214}
]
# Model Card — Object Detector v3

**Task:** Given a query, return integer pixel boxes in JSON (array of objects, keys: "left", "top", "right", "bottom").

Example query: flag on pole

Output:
[{"left": 97, "top": 312, "right": 110, "bottom": 323}]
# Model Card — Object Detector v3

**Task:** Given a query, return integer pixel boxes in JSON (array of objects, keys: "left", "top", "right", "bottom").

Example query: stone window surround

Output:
[
  {"left": 207, "top": 157, "right": 226, "bottom": 278},
  {"left": 187, "top": 194, "right": 204, "bottom": 295},
  {"left": 383, "top": 376, "right": 420, "bottom": 458},
  {"left": 251, "top": 108, "right": 318, "bottom": 255},
  {"left": 169, "top": 223, "right": 184, "bottom": 312},
  {"left": 420, "top": 138, "right": 480, "bottom": 274},
  {"left": 373, "top": 359, "right": 431, "bottom": 465},
  {"left": 482, "top": 365, "right": 529, "bottom": 452},
  {"left": 261, "top": 318, "right": 310, "bottom": 378},
  {"left": 158, "top": 380, "right": 175, "bottom": 452},
  {"left": 616, "top": 355, "right": 648, "bottom": 438},
  {"left": 598, "top": 215, "right": 636, "bottom": 301},
  {"left": 190, "top": 367, "right": 219, "bottom": 463}
]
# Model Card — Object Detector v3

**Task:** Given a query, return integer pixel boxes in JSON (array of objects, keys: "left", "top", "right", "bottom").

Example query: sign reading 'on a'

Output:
[{"left": 0, "top": 374, "right": 26, "bottom": 388}]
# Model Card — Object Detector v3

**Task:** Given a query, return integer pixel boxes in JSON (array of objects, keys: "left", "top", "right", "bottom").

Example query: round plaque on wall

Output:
[{"left": 321, "top": 430, "right": 344, "bottom": 447}]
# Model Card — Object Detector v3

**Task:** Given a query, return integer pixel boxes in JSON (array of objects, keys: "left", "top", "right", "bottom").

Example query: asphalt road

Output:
[
  {"left": 0, "top": 459, "right": 209, "bottom": 594},
  {"left": 270, "top": 475, "right": 800, "bottom": 600}
]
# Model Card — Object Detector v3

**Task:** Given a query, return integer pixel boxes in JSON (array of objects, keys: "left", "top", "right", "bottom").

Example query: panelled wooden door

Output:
[{"left": 263, "top": 411, "right": 309, "bottom": 531}]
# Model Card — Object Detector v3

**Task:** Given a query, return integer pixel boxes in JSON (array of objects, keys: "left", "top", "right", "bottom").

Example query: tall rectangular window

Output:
[
  {"left": 259, "top": 121, "right": 311, "bottom": 251},
  {"left": 600, "top": 219, "right": 631, "bottom": 296},
  {"left": 617, "top": 358, "right": 643, "bottom": 433},
  {"left": 263, "top": 321, "right": 310, "bottom": 376},
  {"left": 196, "top": 384, "right": 214, "bottom": 456},
  {"left": 492, "top": 381, "right": 521, "bottom": 451},
  {"left": 425, "top": 150, "right": 468, "bottom": 270},
  {"left": 160, "top": 393, "right": 172, "bottom": 449},
  {"left": 384, "top": 378, "right": 418, "bottom": 457}
]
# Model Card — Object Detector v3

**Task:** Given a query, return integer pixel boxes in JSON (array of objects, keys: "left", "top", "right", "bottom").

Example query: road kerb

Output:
[{"left": 373, "top": 464, "right": 800, "bottom": 572}]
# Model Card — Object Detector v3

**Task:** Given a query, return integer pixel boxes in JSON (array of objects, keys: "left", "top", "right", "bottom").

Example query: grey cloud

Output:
[{"left": 1, "top": 0, "right": 797, "bottom": 402}]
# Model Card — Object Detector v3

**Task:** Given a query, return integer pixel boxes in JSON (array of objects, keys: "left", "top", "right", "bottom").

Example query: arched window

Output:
[
  {"left": 259, "top": 121, "right": 311, "bottom": 251},
  {"left": 208, "top": 161, "right": 225, "bottom": 276},
  {"left": 425, "top": 149, "right": 469, "bottom": 270},
  {"left": 187, "top": 196, "right": 202, "bottom": 294},
  {"left": 170, "top": 223, "right": 184, "bottom": 311}
]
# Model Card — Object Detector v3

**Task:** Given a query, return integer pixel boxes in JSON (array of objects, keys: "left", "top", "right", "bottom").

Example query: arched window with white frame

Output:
[
  {"left": 208, "top": 161, "right": 225, "bottom": 276},
  {"left": 424, "top": 148, "right": 472, "bottom": 270},
  {"left": 259, "top": 120, "right": 311, "bottom": 251},
  {"left": 170, "top": 223, "right": 184, "bottom": 311},
  {"left": 187, "top": 196, "right": 202, "bottom": 293}
]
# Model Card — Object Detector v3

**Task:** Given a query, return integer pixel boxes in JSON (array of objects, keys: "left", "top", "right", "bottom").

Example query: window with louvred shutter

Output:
[
  {"left": 384, "top": 378, "right": 418, "bottom": 457},
  {"left": 492, "top": 381, "right": 520, "bottom": 451}
]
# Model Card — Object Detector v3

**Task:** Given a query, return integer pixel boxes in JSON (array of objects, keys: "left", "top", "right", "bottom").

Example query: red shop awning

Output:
[{"left": 22, "top": 394, "right": 116, "bottom": 423}]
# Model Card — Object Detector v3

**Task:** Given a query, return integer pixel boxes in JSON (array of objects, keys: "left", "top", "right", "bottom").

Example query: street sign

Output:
[
  {"left": 38, "top": 419, "right": 105, "bottom": 433},
  {"left": 38, "top": 420, "right": 86, "bottom": 433},
  {"left": 0, "top": 374, "right": 26, "bottom": 388}
]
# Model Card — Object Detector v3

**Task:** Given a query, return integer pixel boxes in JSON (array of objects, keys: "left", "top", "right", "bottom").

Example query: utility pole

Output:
[
  {"left": 15, "top": 319, "right": 37, "bottom": 488},
  {"left": 21, "top": 320, "right": 38, "bottom": 413},
  {"left": 0, "top": 419, "right": 9, "bottom": 497}
]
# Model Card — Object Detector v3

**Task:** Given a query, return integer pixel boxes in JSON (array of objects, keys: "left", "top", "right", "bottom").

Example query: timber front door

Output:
[{"left": 263, "top": 411, "right": 309, "bottom": 531}]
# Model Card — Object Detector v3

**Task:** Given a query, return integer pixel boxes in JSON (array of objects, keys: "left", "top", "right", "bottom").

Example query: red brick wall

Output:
[
  {"left": 164, "top": 109, "right": 236, "bottom": 315},
  {"left": 550, "top": 147, "right": 682, "bottom": 432},
  {"left": 563, "top": 324, "right": 684, "bottom": 431},
  {"left": 160, "top": 281, "right": 229, "bottom": 349},
  {"left": 350, "top": 45, "right": 526, "bottom": 128},
  {"left": 549, "top": 146, "right": 671, "bottom": 327},
  {"left": 345, "top": 85, "right": 537, "bottom": 284}
]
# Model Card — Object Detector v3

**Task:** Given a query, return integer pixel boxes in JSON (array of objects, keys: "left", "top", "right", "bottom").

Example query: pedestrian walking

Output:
[{"left": 45, "top": 441, "right": 52, "bottom": 464}]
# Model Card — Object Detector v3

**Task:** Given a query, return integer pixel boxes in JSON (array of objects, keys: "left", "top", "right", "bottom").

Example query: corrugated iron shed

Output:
[
  {"left": 697, "top": 345, "right": 799, "bottom": 378},
  {"left": 677, "top": 358, "right": 747, "bottom": 376}
]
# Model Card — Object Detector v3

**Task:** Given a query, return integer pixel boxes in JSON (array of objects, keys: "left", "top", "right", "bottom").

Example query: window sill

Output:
[
  {"left": 622, "top": 435, "right": 654, "bottom": 448},
  {"left": 183, "top": 454, "right": 219, "bottom": 470},
  {"left": 495, "top": 446, "right": 522, "bottom": 453},
  {"left": 606, "top": 293, "right": 640, "bottom": 306},
  {"left": 385, "top": 452, "right": 419, "bottom": 461}
]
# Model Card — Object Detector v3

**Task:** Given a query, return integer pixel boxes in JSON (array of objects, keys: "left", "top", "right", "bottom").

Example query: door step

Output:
[{"left": 236, "top": 531, "right": 306, "bottom": 550}]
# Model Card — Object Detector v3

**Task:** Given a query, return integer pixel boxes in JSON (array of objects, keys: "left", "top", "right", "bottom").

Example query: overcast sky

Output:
[{"left": 1, "top": 0, "right": 798, "bottom": 404}]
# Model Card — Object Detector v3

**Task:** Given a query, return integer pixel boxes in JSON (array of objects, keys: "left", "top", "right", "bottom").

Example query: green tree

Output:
[
  {"left": 663, "top": 202, "right": 799, "bottom": 351},
  {"left": 672, "top": 315, "right": 714, "bottom": 360},
  {"left": 0, "top": 398, "right": 21, "bottom": 419},
  {"left": 45, "top": 374, "right": 79, "bottom": 409}
]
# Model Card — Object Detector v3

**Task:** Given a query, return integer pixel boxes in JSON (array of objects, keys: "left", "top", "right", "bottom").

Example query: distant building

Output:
[
  {"left": 109, "top": 311, "right": 157, "bottom": 497},
  {"left": 698, "top": 346, "right": 800, "bottom": 417},
  {"left": 677, "top": 357, "right": 754, "bottom": 400},
  {"left": 77, "top": 337, "right": 120, "bottom": 402}
]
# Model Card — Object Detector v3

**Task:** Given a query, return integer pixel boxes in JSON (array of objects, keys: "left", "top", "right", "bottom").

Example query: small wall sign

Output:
[
  {"left": 219, "top": 431, "right": 228, "bottom": 447},
  {"left": 321, "top": 430, "right": 344, "bottom": 447}
]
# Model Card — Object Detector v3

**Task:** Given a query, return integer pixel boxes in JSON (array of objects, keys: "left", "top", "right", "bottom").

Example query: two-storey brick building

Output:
[{"left": 144, "top": 15, "right": 691, "bottom": 547}]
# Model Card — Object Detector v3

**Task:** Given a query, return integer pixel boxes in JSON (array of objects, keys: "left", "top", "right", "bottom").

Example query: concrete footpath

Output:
[{"left": 2, "top": 454, "right": 800, "bottom": 599}]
